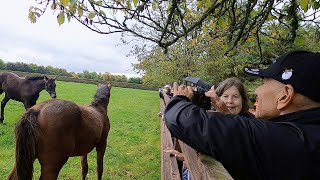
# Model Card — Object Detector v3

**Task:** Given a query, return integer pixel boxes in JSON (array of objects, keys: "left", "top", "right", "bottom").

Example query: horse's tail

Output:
[
  {"left": 0, "top": 72, "right": 5, "bottom": 94},
  {"left": 15, "top": 109, "right": 40, "bottom": 180}
]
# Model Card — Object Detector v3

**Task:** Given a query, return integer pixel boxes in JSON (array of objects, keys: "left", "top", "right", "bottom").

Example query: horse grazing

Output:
[
  {"left": 0, "top": 72, "right": 57, "bottom": 123},
  {"left": 8, "top": 83, "right": 111, "bottom": 180}
]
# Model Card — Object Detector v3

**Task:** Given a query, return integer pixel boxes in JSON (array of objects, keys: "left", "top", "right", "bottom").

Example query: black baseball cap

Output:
[{"left": 244, "top": 50, "right": 320, "bottom": 102}]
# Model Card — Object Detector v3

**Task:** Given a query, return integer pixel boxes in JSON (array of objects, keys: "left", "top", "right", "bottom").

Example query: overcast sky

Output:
[{"left": 0, "top": 0, "right": 142, "bottom": 78}]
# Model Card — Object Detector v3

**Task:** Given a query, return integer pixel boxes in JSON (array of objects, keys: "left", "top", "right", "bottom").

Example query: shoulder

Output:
[{"left": 240, "top": 112, "right": 255, "bottom": 118}]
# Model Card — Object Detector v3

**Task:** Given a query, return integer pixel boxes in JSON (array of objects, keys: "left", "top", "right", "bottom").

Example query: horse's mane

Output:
[
  {"left": 91, "top": 85, "right": 110, "bottom": 107},
  {"left": 25, "top": 76, "right": 45, "bottom": 81},
  {"left": 91, "top": 94, "right": 108, "bottom": 107}
]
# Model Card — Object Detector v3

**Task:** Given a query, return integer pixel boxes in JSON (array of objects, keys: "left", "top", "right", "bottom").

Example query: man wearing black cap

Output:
[{"left": 164, "top": 50, "right": 320, "bottom": 180}]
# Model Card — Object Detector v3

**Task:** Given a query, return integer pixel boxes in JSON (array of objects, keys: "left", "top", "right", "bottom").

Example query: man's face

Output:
[{"left": 254, "top": 78, "right": 284, "bottom": 119}]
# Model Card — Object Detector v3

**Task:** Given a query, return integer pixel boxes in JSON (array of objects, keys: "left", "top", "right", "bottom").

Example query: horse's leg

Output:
[
  {"left": 81, "top": 155, "right": 88, "bottom": 180},
  {"left": 23, "top": 100, "right": 35, "bottom": 110},
  {"left": 96, "top": 141, "right": 107, "bottom": 180},
  {"left": 0, "top": 95, "right": 10, "bottom": 123},
  {"left": 7, "top": 164, "right": 17, "bottom": 180},
  {"left": 39, "top": 158, "right": 68, "bottom": 180}
]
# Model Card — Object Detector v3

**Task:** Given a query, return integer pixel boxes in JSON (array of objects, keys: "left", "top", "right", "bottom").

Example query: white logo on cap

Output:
[
  {"left": 244, "top": 67, "right": 260, "bottom": 75},
  {"left": 282, "top": 69, "right": 293, "bottom": 80}
]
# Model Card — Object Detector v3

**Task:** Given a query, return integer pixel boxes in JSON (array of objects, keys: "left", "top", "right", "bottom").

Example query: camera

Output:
[
  {"left": 184, "top": 77, "right": 212, "bottom": 110},
  {"left": 159, "top": 84, "right": 173, "bottom": 100},
  {"left": 159, "top": 77, "right": 212, "bottom": 110}
]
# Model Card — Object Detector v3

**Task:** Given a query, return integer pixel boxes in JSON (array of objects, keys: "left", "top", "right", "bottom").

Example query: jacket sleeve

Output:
[
  {"left": 164, "top": 95, "right": 261, "bottom": 160},
  {"left": 164, "top": 96, "right": 313, "bottom": 180}
]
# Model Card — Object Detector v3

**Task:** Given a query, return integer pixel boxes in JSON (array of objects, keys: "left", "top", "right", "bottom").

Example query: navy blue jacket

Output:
[{"left": 164, "top": 96, "right": 320, "bottom": 180}]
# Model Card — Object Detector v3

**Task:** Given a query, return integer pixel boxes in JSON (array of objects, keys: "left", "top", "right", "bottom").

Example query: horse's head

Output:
[
  {"left": 92, "top": 83, "right": 112, "bottom": 107},
  {"left": 44, "top": 76, "right": 57, "bottom": 98},
  {"left": 97, "top": 83, "right": 112, "bottom": 99}
]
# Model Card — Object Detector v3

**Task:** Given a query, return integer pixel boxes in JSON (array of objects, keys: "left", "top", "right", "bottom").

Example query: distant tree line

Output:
[{"left": 0, "top": 59, "right": 142, "bottom": 84}]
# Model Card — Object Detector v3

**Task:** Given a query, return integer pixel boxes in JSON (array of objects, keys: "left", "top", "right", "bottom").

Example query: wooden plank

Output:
[
  {"left": 178, "top": 141, "right": 208, "bottom": 180},
  {"left": 160, "top": 93, "right": 181, "bottom": 180},
  {"left": 179, "top": 141, "right": 233, "bottom": 180}
]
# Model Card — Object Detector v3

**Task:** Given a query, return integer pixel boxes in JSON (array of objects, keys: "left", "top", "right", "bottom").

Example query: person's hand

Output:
[
  {"left": 205, "top": 85, "right": 231, "bottom": 114},
  {"left": 172, "top": 82, "right": 194, "bottom": 100},
  {"left": 164, "top": 148, "right": 185, "bottom": 161},
  {"left": 158, "top": 112, "right": 164, "bottom": 118}
]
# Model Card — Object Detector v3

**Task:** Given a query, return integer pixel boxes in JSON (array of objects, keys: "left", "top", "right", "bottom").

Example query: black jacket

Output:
[{"left": 164, "top": 96, "right": 320, "bottom": 180}]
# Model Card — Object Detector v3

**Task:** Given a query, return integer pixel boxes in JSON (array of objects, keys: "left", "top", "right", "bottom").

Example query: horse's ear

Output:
[
  {"left": 97, "top": 83, "right": 101, "bottom": 87},
  {"left": 107, "top": 83, "right": 112, "bottom": 89},
  {"left": 44, "top": 75, "right": 48, "bottom": 81},
  {"left": 54, "top": 77, "right": 57, "bottom": 80}
]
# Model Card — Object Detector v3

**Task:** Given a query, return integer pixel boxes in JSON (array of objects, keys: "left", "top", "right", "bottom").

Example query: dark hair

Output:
[{"left": 215, "top": 77, "right": 250, "bottom": 115}]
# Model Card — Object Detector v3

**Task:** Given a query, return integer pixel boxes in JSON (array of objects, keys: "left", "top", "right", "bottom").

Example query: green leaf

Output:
[
  {"left": 222, "top": 44, "right": 228, "bottom": 52},
  {"left": 203, "top": 26, "right": 208, "bottom": 34},
  {"left": 78, "top": 7, "right": 83, "bottom": 17},
  {"left": 28, "top": 11, "right": 37, "bottom": 23},
  {"left": 133, "top": 0, "right": 139, "bottom": 6},
  {"left": 126, "top": 1, "right": 132, "bottom": 9},
  {"left": 313, "top": 1, "right": 320, "bottom": 9},
  {"left": 70, "top": 0, "right": 77, "bottom": 4},
  {"left": 197, "top": 35, "right": 202, "bottom": 42},
  {"left": 61, "top": 0, "right": 69, "bottom": 6},
  {"left": 204, "top": 0, "right": 212, "bottom": 9},
  {"left": 57, "top": 12, "right": 65, "bottom": 26},
  {"left": 51, "top": 2, "right": 57, "bottom": 10},
  {"left": 204, "top": 34, "right": 211, "bottom": 41},
  {"left": 197, "top": 0, "right": 204, "bottom": 8},
  {"left": 88, "top": 12, "right": 96, "bottom": 19},
  {"left": 191, "top": 38, "right": 197, "bottom": 46},
  {"left": 300, "top": 0, "right": 309, "bottom": 12},
  {"left": 152, "top": 2, "right": 156, "bottom": 11},
  {"left": 100, "top": 10, "right": 106, "bottom": 17},
  {"left": 218, "top": 17, "right": 225, "bottom": 27},
  {"left": 295, "top": 36, "right": 305, "bottom": 46},
  {"left": 96, "top": 1, "right": 103, "bottom": 5},
  {"left": 69, "top": 3, "right": 77, "bottom": 14}
]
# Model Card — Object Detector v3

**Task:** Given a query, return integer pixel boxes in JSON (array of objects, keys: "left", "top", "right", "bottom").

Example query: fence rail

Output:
[
  {"left": 160, "top": 92, "right": 233, "bottom": 180},
  {"left": 1, "top": 70, "right": 159, "bottom": 91}
]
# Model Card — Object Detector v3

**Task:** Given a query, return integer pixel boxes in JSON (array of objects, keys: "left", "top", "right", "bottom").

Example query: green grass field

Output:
[{"left": 0, "top": 81, "right": 160, "bottom": 179}]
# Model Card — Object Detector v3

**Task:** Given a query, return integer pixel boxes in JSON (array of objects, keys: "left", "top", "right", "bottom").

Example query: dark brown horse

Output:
[
  {"left": 0, "top": 72, "right": 57, "bottom": 123},
  {"left": 8, "top": 83, "right": 111, "bottom": 180}
]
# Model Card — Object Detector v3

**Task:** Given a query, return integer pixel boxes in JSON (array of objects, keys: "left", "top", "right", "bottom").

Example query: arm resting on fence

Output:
[{"left": 160, "top": 92, "right": 233, "bottom": 180}]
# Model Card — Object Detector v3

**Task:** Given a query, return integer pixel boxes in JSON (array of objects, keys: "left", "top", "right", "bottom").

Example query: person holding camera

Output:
[
  {"left": 164, "top": 77, "right": 253, "bottom": 180},
  {"left": 164, "top": 50, "right": 320, "bottom": 179}
]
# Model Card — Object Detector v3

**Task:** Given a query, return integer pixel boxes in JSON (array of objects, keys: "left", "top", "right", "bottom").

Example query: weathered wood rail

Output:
[{"left": 160, "top": 92, "right": 233, "bottom": 180}]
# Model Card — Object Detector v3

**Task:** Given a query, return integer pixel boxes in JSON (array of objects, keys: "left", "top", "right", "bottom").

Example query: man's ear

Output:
[{"left": 277, "top": 85, "right": 294, "bottom": 110}]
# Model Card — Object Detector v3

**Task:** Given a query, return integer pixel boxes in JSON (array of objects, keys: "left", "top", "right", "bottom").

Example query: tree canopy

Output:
[
  {"left": 132, "top": 24, "right": 320, "bottom": 86},
  {"left": 28, "top": 0, "right": 320, "bottom": 88},
  {"left": 30, "top": 0, "right": 320, "bottom": 52}
]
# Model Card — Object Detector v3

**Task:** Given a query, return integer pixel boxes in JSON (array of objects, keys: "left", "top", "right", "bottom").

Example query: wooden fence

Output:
[
  {"left": 160, "top": 92, "right": 233, "bottom": 180},
  {"left": 1, "top": 70, "right": 159, "bottom": 91}
]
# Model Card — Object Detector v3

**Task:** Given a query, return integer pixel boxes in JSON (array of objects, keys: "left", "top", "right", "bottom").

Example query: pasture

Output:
[{"left": 0, "top": 81, "right": 160, "bottom": 179}]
